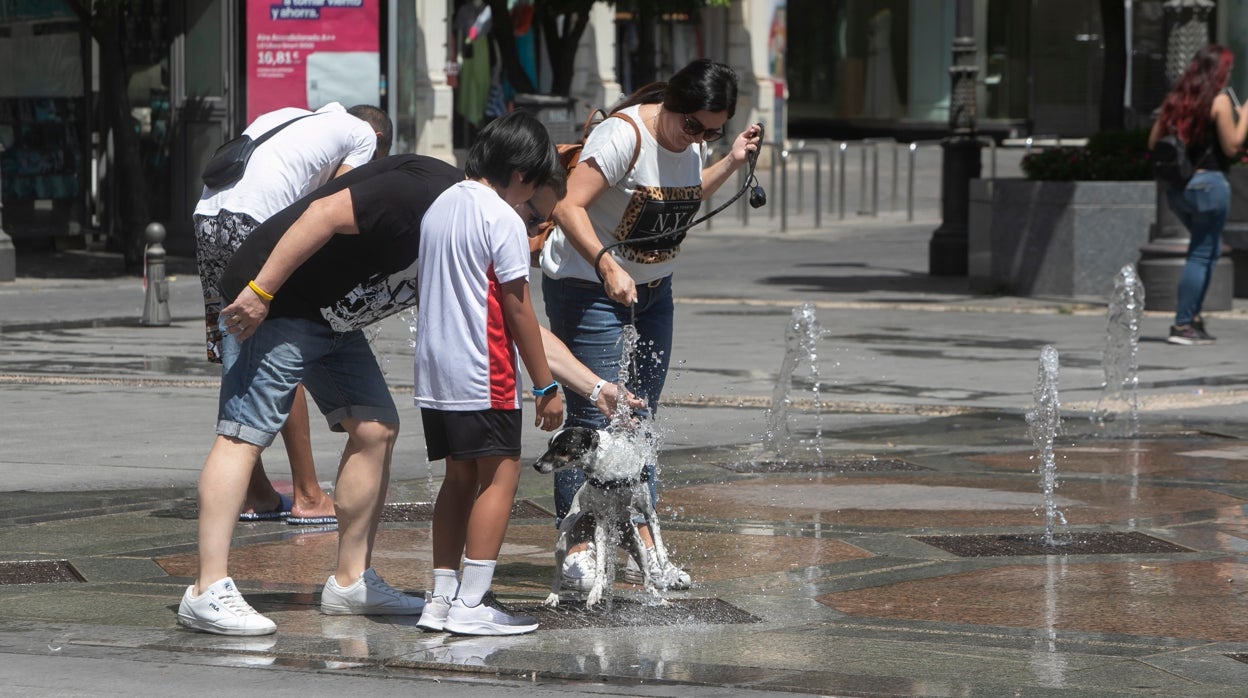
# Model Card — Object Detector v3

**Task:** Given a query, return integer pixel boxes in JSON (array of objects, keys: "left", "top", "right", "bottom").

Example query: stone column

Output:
[
  {"left": 1137, "top": 0, "right": 1232, "bottom": 311},
  {"left": 928, "top": 0, "right": 983, "bottom": 276},
  {"left": 414, "top": 0, "right": 456, "bottom": 164}
]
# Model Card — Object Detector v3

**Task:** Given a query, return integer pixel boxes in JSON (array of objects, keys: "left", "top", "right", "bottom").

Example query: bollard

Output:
[
  {"left": 140, "top": 222, "right": 171, "bottom": 326},
  {"left": 907, "top": 143, "right": 917, "bottom": 222},
  {"left": 838, "top": 142, "right": 848, "bottom": 220}
]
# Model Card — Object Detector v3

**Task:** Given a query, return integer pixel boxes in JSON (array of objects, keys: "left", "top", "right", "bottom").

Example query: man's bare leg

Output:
[
  {"left": 331, "top": 418, "right": 397, "bottom": 585},
  {"left": 282, "top": 384, "right": 335, "bottom": 519}
]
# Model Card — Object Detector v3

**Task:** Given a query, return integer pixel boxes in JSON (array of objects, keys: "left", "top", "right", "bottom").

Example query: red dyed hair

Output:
[{"left": 1158, "top": 44, "right": 1234, "bottom": 144}]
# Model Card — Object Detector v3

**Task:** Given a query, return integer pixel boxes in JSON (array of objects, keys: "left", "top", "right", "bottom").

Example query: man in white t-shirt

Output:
[{"left": 192, "top": 102, "right": 391, "bottom": 526}]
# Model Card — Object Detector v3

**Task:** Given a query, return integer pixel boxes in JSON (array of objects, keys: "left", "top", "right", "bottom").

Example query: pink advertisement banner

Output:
[{"left": 246, "top": 0, "right": 380, "bottom": 122}]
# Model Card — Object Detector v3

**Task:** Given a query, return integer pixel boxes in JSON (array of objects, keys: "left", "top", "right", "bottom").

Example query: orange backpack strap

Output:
[{"left": 605, "top": 112, "right": 642, "bottom": 174}]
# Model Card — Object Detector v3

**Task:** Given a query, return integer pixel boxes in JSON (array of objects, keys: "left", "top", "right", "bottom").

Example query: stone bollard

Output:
[{"left": 140, "top": 222, "right": 171, "bottom": 326}]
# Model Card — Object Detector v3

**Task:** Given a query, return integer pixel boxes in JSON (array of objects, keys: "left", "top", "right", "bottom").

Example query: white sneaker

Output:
[
  {"left": 560, "top": 543, "right": 597, "bottom": 592},
  {"left": 416, "top": 592, "right": 452, "bottom": 631},
  {"left": 443, "top": 593, "right": 538, "bottom": 636},
  {"left": 177, "top": 577, "right": 277, "bottom": 636},
  {"left": 320, "top": 568, "right": 424, "bottom": 615},
  {"left": 623, "top": 551, "right": 692, "bottom": 590}
]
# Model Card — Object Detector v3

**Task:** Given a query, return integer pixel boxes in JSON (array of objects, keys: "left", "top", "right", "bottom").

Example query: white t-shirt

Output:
[
  {"left": 194, "top": 102, "right": 377, "bottom": 221},
  {"left": 413, "top": 180, "right": 532, "bottom": 411},
  {"left": 540, "top": 104, "right": 704, "bottom": 285}
]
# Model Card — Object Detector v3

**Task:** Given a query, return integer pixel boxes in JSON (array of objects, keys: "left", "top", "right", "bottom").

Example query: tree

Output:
[{"left": 483, "top": 0, "right": 730, "bottom": 98}]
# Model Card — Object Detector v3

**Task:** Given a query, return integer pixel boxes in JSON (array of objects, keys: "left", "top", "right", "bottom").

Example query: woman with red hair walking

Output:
[{"left": 1149, "top": 44, "right": 1248, "bottom": 345}]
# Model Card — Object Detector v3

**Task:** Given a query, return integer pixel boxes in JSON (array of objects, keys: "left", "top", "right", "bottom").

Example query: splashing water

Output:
[
  {"left": 1093, "top": 265, "right": 1144, "bottom": 437},
  {"left": 763, "top": 303, "right": 824, "bottom": 463},
  {"left": 1026, "top": 345, "right": 1066, "bottom": 545}
]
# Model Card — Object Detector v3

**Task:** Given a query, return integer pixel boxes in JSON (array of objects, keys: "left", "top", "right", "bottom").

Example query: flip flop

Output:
[
  {"left": 287, "top": 514, "right": 338, "bottom": 526},
  {"left": 239, "top": 494, "right": 292, "bottom": 521}
]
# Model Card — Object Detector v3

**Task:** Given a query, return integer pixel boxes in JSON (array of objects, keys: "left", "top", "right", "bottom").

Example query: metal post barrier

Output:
[
  {"left": 780, "top": 147, "right": 821, "bottom": 230},
  {"left": 838, "top": 142, "right": 848, "bottom": 220},
  {"left": 828, "top": 141, "right": 839, "bottom": 219},
  {"left": 905, "top": 140, "right": 944, "bottom": 222},
  {"left": 872, "top": 142, "right": 880, "bottom": 216},
  {"left": 780, "top": 149, "right": 788, "bottom": 232},
  {"left": 891, "top": 143, "right": 899, "bottom": 211},
  {"left": 739, "top": 165, "right": 750, "bottom": 226},
  {"left": 857, "top": 145, "right": 868, "bottom": 215},
  {"left": 907, "top": 142, "right": 918, "bottom": 222},
  {"left": 766, "top": 140, "right": 783, "bottom": 220},
  {"left": 977, "top": 135, "right": 997, "bottom": 181}
]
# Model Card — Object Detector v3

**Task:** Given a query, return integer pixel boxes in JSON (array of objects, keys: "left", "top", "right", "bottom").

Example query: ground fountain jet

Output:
[
  {"left": 1093, "top": 265, "right": 1144, "bottom": 438},
  {"left": 1026, "top": 345, "right": 1067, "bottom": 546},
  {"left": 762, "top": 303, "right": 824, "bottom": 465}
]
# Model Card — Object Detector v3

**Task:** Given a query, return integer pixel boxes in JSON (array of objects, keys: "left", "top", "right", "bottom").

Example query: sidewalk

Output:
[{"left": 3, "top": 210, "right": 1248, "bottom": 696}]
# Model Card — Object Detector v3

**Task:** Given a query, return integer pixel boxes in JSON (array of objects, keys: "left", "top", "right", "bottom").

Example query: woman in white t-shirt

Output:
[{"left": 540, "top": 58, "right": 762, "bottom": 593}]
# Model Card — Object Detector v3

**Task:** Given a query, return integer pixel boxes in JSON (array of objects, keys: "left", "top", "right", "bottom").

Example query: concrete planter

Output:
[{"left": 968, "top": 178, "right": 1155, "bottom": 299}]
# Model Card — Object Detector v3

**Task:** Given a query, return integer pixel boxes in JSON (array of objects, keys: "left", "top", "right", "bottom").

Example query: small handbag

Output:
[{"left": 201, "top": 112, "right": 319, "bottom": 189}]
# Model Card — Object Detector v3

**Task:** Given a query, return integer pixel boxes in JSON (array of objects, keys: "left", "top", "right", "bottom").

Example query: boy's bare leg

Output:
[
  {"left": 431, "top": 456, "right": 478, "bottom": 569},
  {"left": 281, "top": 384, "right": 336, "bottom": 519},
  {"left": 464, "top": 456, "right": 520, "bottom": 562},
  {"left": 331, "top": 418, "right": 397, "bottom": 585},
  {"left": 195, "top": 436, "right": 263, "bottom": 593}
]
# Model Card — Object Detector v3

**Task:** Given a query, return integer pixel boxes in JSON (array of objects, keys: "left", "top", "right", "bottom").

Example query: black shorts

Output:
[{"left": 421, "top": 408, "right": 522, "bottom": 461}]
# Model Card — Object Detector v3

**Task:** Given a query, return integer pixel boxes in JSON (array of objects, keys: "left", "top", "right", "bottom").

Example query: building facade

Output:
[{"left": 2, "top": 0, "right": 1244, "bottom": 262}]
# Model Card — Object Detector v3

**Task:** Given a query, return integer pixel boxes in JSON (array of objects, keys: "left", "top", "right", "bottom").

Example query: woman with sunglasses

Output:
[{"left": 539, "top": 58, "right": 762, "bottom": 593}]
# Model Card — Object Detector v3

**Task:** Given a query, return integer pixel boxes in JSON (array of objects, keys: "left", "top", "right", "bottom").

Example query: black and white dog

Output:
[{"left": 534, "top": 426, "right": 676, "bottom": 607}]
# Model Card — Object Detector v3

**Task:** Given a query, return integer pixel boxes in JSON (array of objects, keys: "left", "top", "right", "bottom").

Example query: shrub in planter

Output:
[{"left": 1020, "top": 128, "right": 1152, "bottom": 181}]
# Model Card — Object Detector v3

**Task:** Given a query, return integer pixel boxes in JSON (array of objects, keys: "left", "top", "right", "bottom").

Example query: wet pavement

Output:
[{"left": 4, "top": 192, "right": 1248, "bottom": 695}]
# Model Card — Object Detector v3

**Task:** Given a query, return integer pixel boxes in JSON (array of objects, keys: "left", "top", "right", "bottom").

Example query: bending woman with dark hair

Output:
[
  {"left": 1149, "top": 44, "right": 1248, "bottom": 345},
  {"left": 539, "top": 58, "right": 762, "bottom": 592}
]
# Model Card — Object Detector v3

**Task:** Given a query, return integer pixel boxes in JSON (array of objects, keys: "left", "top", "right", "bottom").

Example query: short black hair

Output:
[
  {"left": 464, "top": 111, "right": 559, "bottom": 189},
  {"left": 347, "top": 104, "right": 393, "bottom": 157}
]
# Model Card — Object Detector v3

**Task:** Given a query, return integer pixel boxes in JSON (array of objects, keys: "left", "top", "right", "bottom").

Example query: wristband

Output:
[
  {"left": 248, "top": 279, "right": 275, "bottom": 301},
  {"left": 531, "top": 381, "right": 559, "bottom": 397},
  {"left": 588, "top": 379, "right": 607, "bottom": 403}
]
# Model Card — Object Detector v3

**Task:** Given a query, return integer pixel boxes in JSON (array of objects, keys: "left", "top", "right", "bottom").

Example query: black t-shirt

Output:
[{"left": 221, "top": 154, "right": 463, "bottom": 326}]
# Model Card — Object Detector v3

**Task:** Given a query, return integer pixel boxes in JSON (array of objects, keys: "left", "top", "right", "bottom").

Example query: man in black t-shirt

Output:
[{"left": 178, "top": 152, "right": 641, "bottom": 637}]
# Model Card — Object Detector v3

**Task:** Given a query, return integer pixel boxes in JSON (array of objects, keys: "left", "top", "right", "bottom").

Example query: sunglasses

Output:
[
  {"left": 681, "top": 113, "right": 725, "bottom": 142},
  {"left": 519, "top": 200, "right": 553, "bottom": 234}
]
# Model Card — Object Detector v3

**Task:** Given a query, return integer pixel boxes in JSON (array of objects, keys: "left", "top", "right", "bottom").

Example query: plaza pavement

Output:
[{"left": 3, "top": 164, "right": 1248, "bottom": 696}]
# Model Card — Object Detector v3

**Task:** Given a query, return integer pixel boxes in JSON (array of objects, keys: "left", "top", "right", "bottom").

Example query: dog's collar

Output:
[{"left": 587, "top": 476, "right": 641, "bottom": 490}]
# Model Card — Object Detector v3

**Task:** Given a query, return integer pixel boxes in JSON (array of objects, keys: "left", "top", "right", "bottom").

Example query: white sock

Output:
[
  {"left": 455, "top": 558, "right": 496, "bottom": 606},
  {"left": 432, "top": 568, "right": 459, "bottom": 599}
]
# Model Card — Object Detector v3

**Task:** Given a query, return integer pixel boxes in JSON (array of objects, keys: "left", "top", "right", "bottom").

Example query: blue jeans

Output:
[
  {"left": 218, "top": 316, "right": 399, "bottom": 447},
  {"left": 1165, "top": 170, "right": 1229, "bottom": 326},
  {"left": 542, "top": 274, "right": 674, "bottom": 524}
]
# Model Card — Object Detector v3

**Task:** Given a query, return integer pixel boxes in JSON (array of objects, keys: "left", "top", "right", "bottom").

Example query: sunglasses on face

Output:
[
  {"left": 681, "top": 113, "right": 725, "bottom": 142},
  {"left": 519, "top": 200, "right": 553, "bottom": 234}
]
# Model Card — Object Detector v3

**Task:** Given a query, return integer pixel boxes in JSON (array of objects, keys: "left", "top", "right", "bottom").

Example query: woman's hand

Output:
[
  {"left": 599, "top": 258, "right": 638, "bottom": 306},
  {"left": 731, "top": 123, "right": 764, "bottom": 166},
  {"left": 219, "top": 286, "right": 270, "bottom": 342},
  {"left": 596, "top": 383, "right": 645, "bottom": 417}
]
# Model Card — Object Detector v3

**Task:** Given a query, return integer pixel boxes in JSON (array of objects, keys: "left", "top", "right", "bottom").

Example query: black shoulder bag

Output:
[{"left": 201, "top": 112, "right": 319, "bottom": 189}]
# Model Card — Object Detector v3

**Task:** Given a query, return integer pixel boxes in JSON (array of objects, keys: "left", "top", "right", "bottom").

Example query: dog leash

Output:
[{"left": 592, "top": 122, "right": 767, "bottom": 285}]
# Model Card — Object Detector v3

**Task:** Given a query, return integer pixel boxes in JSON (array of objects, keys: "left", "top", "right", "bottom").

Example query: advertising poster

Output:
[{"left": 246, "top": 0, "right": 380, "bottom": 122}]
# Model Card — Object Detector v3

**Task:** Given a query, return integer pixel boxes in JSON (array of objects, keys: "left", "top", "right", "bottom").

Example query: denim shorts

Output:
[{"left": 217, "top": 316, "right": 398, "bottom": 447}]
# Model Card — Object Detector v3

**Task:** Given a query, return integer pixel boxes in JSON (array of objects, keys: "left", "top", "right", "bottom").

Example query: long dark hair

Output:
[
  {"left": 611, "top": 58, "right": 740, "bottom": 119},
  {"left": 1158, "top": 44, "right": 1233, "bottom": 144}
]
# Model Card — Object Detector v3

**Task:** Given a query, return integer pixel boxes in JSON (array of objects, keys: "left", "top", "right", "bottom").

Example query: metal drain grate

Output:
[
  {"left": 506, "top": 597, "right": 759, "bottom": 630},
  {"left": 720, "top": 457, "right": 929, "bottom": 474},
  {"left": 913, "top": 532, "right": 1192, "bottom": 557},
  {"left": 380, "top": 500, "right": 550, "bottom": 523},
  {"left": 1227, "top": 654, "right": 1248, "bottom": 665},
  {"left": 0, "top": 559, "right": 85, "bottom": 585}
]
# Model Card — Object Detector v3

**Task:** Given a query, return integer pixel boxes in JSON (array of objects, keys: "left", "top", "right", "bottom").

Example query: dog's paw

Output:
[
  {"left": 543, "top": 593, "right": 561, "bottom": 607},
  {"left": 585, "top": 585, "right": 605, "bottom": 608}
]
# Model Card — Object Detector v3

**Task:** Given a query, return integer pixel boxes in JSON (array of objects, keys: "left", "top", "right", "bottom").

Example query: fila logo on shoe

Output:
[{"left": 209, "top": 602, "right": 220, "bottom": 612}]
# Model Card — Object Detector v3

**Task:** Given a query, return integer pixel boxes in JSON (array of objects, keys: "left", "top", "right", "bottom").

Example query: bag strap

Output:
[
  {"left": 250, "top": 111, "right": 321, "bottom": 148},
  {"left": 605, "top": 112, "right": 642, "bottom": 175}
]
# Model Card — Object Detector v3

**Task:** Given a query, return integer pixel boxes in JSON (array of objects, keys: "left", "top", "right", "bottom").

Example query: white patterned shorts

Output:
[{"left": 193, "top": 210, "right": 261, "bottom": 363}]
